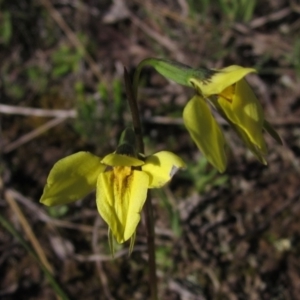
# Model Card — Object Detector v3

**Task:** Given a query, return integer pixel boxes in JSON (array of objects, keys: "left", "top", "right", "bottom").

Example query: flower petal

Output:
[
  {"left": 217, "top": 79, "right": 267, "bottom": 155},
  {"left": 183, "top": 95, "right": 227, "bottom": 173},
  {"left": 142, "top": 151, "right": 186, "bottom": 188},
  {"left": 232, "top": 125, "right": 267, "bottom": 165},
  {"left": 101, "top": 153, "right": 144, "bottom": 167},
  {"left": 190, "top": 65, "right": 256, "bottom": 96},
  {"left": 40, "top": 152, "right": 105, "bottom": 206},
  {"left": 96, "top": 168, "right": 148, "bottom": 243}
]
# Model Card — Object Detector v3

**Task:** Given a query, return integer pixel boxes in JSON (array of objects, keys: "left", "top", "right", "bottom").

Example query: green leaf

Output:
[{"left": 133, "top": 58, "right": 208, "bottom": 98}]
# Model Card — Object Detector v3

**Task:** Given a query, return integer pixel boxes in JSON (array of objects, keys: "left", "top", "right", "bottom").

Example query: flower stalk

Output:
[
  {"left": 124, "top": 67, "right": 144, "bottom": 154},
  {"left": 124, "top": 68, "right": 158, "bottom": 300}
]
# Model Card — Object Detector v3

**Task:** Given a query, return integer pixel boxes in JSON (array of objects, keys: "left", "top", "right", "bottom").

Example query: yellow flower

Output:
[
  {"left": 40, "top": 150, "right": 185, "bottom": 248},
  {"left": 134, "top": 59, "right": 281, "bottom": 172},
  {"left": 187, "top": 65, "right": 282, "bottom": 167}
]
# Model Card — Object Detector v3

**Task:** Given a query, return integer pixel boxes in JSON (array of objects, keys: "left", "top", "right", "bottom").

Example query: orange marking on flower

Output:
[
  {"left": 219, "top": 84, "right": 235, "bottom": 103},
  {"left": 112, "top": 166, "right": 133, "bottom": 203}
]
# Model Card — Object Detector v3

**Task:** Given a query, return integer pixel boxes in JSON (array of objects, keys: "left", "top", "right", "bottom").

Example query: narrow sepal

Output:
[
  {"left": 129, "top": 231, "right": 136, "bottom": 256},
  {"left": 108, "top": 229, "right": 115, "bottom": 258}
]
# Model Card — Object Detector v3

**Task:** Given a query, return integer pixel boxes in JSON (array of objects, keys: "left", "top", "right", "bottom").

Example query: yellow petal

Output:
[
  {"left": 142, "top": 151, "right": 186, "bottom": 188},
  {"left": 233, "top": 125, "right": 267, "bottom": 165},
  {"left": 40, "top": 152, "right": 105, "bottom": 206},
  {"left": 217, "top": 79, "right": 267, "bottom": 155},
  {"left": 101, "top": 153, "right": 144, "bottom": 167},
  {"left": 96, "top": 168, "right": 149, "bottom": 243},
  {"left": 183, "top": 95, "right": 227, "bottom": 173},
  {"left": 190, "top": 65, "right": 256, "bottom": 96}
]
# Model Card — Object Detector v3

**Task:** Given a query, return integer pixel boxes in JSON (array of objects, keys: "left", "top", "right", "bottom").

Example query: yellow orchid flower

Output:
[
  {"left": 40, "top": 146, "right": 185, "bottom": 249},
  {"left": 189, "top": 65, "right": 282, "bottom": 164},
  {"left": 134, "top": 59, "right": 282, "bottom": 171}
]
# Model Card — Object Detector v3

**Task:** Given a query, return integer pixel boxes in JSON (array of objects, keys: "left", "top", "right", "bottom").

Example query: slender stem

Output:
[
  {"left": 144, "top": 191, "right": 158, "bottom": 299},
  {"left": 124, "top": 67, "right": 144, "bottom": 154},
  {"left": 124, "top": 68, "right": 158, "bottom": 300}
]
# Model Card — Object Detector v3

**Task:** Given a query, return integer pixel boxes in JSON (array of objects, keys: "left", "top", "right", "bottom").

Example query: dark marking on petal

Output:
[
  {"left": 195, "top": 69, "right": 218, "bottom": 85},
  {"left": 112, "top": 166, "right": 133, "bottom": 204}
]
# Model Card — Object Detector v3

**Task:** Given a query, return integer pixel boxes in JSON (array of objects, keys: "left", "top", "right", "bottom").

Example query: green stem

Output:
[
  {"left": 124, "top": 67, "right": 144, "bottom": 154},
  {"left": 124, "top": 68, "right": 158, "bottom": 300},
  {"left": 144, "top": 191, "right": 158, "bottom": 299}
]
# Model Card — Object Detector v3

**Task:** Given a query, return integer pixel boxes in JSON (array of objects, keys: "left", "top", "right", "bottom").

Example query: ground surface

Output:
[{"left": 1, "top": 0, "right": 300, "bottom": 299}]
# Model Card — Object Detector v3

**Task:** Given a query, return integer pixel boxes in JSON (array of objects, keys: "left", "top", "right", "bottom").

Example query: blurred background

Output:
[{"left": 1, "top": 0, "right": 300, "bottom": 299}]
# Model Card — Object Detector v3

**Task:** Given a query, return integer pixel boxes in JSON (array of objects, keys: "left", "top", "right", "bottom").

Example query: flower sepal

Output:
[{"left": 40, "top": 151, "right": 105, "bottom": 206}]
